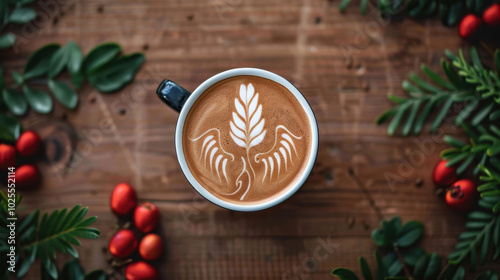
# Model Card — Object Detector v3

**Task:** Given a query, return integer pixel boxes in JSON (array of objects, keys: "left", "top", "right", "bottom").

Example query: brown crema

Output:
[{"left": 183, "top": 76, "right": 312, "bottom": 205}]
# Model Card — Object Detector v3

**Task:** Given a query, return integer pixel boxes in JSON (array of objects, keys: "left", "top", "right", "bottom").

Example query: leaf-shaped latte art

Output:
[
  {"left": 190, "top": 128, "right": 234, "bottom": 182},
  {"left": 254, "top": 125, "right": 302, "bottom": 182},
  {"left": 230, "top": 83, "right": 267, "bottom": 149}
]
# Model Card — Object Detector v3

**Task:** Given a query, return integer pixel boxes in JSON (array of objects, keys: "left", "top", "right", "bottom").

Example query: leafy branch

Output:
[
  {"left": 331, "top": 216, "right": 499, "bottom": 280},
  {"left": 441, "top": 124, "right": 500, "bottom": 175},
  {"left": 338, "top": 0, "right": 494, "bottom": 26},
  {"left": 0, "top": 0, "right": 37, "bottom": 49},
  {"left": 0, "top": 189, "right": 101, "bottom": 279},
  {"left": 1, "top": 41, "right": 144, "bottom": 117},
  {"left": 377, "top": 47, "right": 500, "bottom": 136},
  {"left": 447, "top": 165, "right": 500, "bottom": 268}
]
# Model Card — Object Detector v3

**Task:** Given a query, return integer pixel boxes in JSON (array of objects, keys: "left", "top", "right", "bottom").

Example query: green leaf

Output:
[
  {"left": 360, "top": 0, "right": 368, "bottom": 15},
  {"left": 402, "top": 246, "right": 425, "bottom": 266},
  {"left": 471, "top": 103, "right": 494, "bottom": 126},
  {"left": 0, "top": 114, "right": 22, "bottom": 141},
  {"left": 0, "top": 0, "right": 8, "bottom": 25},
  {"left": 410, "top": 73, "right": 441, "bottom": 93},
  {"left": 0, "top": 67, "right": 3, "bottom": 89},
  {"left": 24, "top": 44, "right": 61, "bottom": 79},
  {"left": 66, "top": 41, "right": 83, "bottom": 73},
  {"left": 22, "top": 85, "right": 53, "bottom": 114},
  {"left": 425, "top": 253, "right": 441, "bottom": 280},
  {"left": 443, "top": 135, "right": 466, "bottom": 148},
  {"left": 2, "top": 88, "right": 27, "bottom": 116},
  {"left": 87, "top": 53, "right": 144, "bottom": 93},
  {"left": 47, "top": 79, "right": 78, "bottom": 109},
  {"left": 0, "top": 33, "right": 16, "bottom": 49},
  {"left": 421, "top": 64, "right": 455, "bottom": 90},
  {"left": 339, "top": 0, "right": 352, "bottom": 12},
  {"left": 85, "top": 270, "right": 107, "bottom": 280},
  {"left": 414, "top": 254, "right": 429, "bottom": 280},
  {"left": 359, "top": 256, "right": 373, "bottom": 280},
  {"left": 495, "top": 50, "right": 500, "bottom": 75},
  {"left": 468, "top": 211, "right": 493, "bottom": 220},
  {"left": 82, "top": 42, "right": 121, "bottom": 75},
  {"left": 17, "top": 248, "right": 35, "bottom": 278},
  {"left": 12, "top": 71, "right": 24, "bottom": 85},
  {"left": 71, "top": 229, "right": 99, "bottom": 239},
  {"left": 475, "top": 271, "right": 499, "bottom": 280},
  {"left": 469, "top": 47, "right": 483, "bottom": 71},
  {"left": 19, "top": 209, "right": 39, "bottom": 234},
  {"left": 9, "top": 7, "right": 36, "bottom": 23},
  {"left": 450, "top": 265, "right": 465, "bottom": 280},
  {"left": 481, "top": 227, "right": 490, "bottom": 264},
  {"left": 48, "top": 47, "right": 69, "bottom": 78},
  {"left": 376, "top": 108, "right": 397, "bottom": 124},
  {"left": 403, "top": 100, "right": 421, "bottom": 136},
  {"left": 388, "top": 102, "right": 411, "bottom": 136},
  {"left": 60, "top": 259, "right": 85, "bottom": 280},
  {"left": 375, "top": 250, "right": 388, "bottom": 280},
  {"left": 431, "top": 96, "right": 454, "bottom": 131},
  {"left": 43, "top": 258, "right": 58, "bottom": 279},
  {"left": 65, "top": 245, "right": 79, "bottom": 258},
  {"left": 442, "top": 60, "right": 464, "bottom": 88},
  {"left": 396, "top": 221, "right": 423, "bottom": 247},
  {"left": 384, "top": 252, "right": 402, "bottom": 276},
  {"left": 331, "top": 268, "right": 359, "bottom": 280},
  {"left": 76, "top": 216, "right": 97, "bottom": 227},
  {"left": 470, "top": 244, "right": 477, "bottom": 271}
]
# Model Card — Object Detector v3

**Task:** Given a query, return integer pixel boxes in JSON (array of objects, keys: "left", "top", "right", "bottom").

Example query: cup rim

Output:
[{"left": 175, "top": 68, "right": 319, "bottom": 212}]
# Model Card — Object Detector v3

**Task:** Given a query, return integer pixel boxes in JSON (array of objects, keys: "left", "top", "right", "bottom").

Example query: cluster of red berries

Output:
[
  {"left": 459, "top": 3, "right": 500, "bottom": 40},
  {"left": 0, "top": 131, "right": 42, "bottom": 189},
  {"left": 433, "top": 160, "right": 477, "bottom": 213},
  {"left": 109, "top": 183, "right": 163, "bottom": 280}
]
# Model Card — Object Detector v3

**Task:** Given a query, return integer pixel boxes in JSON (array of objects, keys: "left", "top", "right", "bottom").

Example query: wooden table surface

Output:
[{"left": 2, "top": 0, "right": 499, "bottom": 279}]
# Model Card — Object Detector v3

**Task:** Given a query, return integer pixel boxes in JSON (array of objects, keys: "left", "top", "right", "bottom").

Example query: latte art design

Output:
[{"left": 190, "top": 83, "right": 302, "bottom": 201}]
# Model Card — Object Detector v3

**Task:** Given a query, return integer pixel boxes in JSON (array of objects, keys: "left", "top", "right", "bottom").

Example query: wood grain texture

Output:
[{"left": 1, "top": 0, "right": 499, "bottom": 279}]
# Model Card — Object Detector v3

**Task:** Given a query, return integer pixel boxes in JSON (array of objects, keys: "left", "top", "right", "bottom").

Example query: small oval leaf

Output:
[
  {"left": 82, "top": 42, "right": 121, "bottom": 74},
  {"left": 9, "top": 7, "right": 36, "bottom": 24},
  {"left": 2, "top": 89, "right": 28, "bottom": 116},
  {"left": 24, "top": 44, "right": 61, "bottom": 79},
  {"left": 48, "top": 47, "right": 69, "bottom": 78},
  {"left": 48, "top": 79, "right": 78, "bottom": 109},
  {"left": 22, "top": 85, "right": 53, "bottom": 114},
  {"left": 397, "top": 221, "right": 423, "bottom": 247},
  {"left": 331, "top": 268, "right": 359, "bottom": 280},
  {"left": 0, "top": 33, "right": 16, "bottom": 49},
  {"left": 87, "top": 53, "right": 144, "bottom": 93}
]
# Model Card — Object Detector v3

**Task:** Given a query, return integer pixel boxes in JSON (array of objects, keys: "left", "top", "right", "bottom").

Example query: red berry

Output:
[
  {"left": 445, "top": 179, "right": 477, "bottom": 212},
  {"left": 459, "top": 14, "right": 482, "bottom": 40},
  {"left": 139, "top": 234, "right": 163, "bottom": 260},
  {"left": 0, "top": 144, "right": 16, "bottom": 171},
  {"left": 125, "top": 261, "right": 158, "bottom": 280},
  {"left": 110, "top": 183, "right": 137, "bottom": 216},
  {"left": 108, "top": 229, "right": 138, "bottom": 258},
  {"left": 134, "top": 202, "right": 160, "bottom": 233},
  {"left": 16, "top": 131, "right": 42, "bottom": 158},
  {"left": 483, "top": 4, "right": 500, "bottom": 26},
  {"left": 432, "top": 160, "right": 458, "bottom": 187},
  {"left": 16, "top": 164, "right": 41, "bottom": 190}
]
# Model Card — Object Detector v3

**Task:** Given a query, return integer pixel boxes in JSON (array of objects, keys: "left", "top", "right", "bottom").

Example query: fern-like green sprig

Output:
[
  {"left": 447, "top": 166, "right": 500, "bottom": 268},
  {"left": 377, "top": 48, "right": 500, "bottom": 136},
  {"left": 451, "top": 49, "right": 500, "bottom": 104},
  {"left": 440, "top": 124, "right": 500, "bottom": 175},
  {"left": 0, "top": 190, "right": 100, "bottom": 279}
]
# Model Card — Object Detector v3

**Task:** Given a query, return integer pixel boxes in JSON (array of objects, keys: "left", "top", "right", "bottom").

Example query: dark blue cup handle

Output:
[{"left": 156, "top": 80, "right": 191, "bottom": 113}]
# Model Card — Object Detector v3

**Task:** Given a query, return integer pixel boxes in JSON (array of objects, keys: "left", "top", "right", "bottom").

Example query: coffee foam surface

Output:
[{"left": 183, "top": 76, "right": 312, "bottom": 205}]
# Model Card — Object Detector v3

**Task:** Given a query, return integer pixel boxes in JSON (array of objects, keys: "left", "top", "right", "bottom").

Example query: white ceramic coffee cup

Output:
[{"left": 156, "top": 68, "right": 318, "bottom": 211}]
